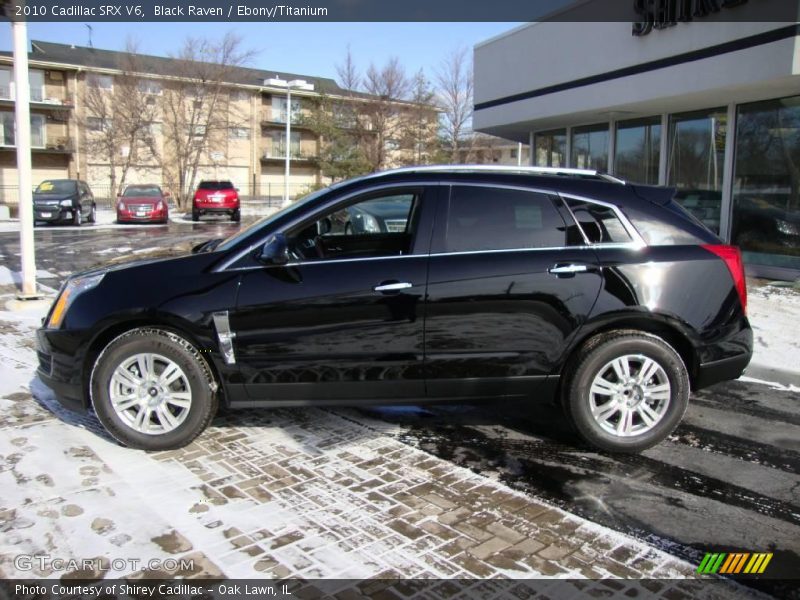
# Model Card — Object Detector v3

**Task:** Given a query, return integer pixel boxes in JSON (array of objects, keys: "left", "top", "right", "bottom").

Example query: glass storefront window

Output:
[
  {"left": 534, "top": 129, "right": 566, "bottom": 167},
  {"left": 615, "top": 117, "right": 661, "bottom": 184},
  {"left": 667, "top": 108, "right": 726, "bottom": 234},
  {"left": 732, "top": 95, "right": 800, "bottom": 272},
  {"left": 571, "top": 124, "right": 609, "bottom": 171}
]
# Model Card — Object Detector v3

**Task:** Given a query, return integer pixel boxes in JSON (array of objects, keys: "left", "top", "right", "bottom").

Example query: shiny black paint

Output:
[{"left": 35, "top": 170, "right": 752, "bottom": 414}]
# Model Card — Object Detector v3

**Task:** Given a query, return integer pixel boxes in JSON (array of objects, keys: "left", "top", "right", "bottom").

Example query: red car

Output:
[
  {"left": 192, "top": 180, "right": 240, "bottom": 222},
  {"left": 116, "top": 184, "right": 169, "bottom": 224}
]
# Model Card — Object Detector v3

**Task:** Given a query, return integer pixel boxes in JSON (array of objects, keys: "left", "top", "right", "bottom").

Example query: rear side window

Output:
[
  {"left": 564, "top": 198, "right": 633, "bottom": 244},
  {"left": 445, "top": 186, "right": 566, "bottom": 252}
]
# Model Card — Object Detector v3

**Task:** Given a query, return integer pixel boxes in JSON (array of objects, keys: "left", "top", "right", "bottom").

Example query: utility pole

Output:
[{"left": 13, "top": 17, "right": 38, "bottom": 298}]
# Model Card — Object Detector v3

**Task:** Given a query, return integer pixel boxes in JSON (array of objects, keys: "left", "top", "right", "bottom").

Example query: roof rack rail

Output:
[{"left": 365, "top": 164, "right": 626, "bottom": 184}]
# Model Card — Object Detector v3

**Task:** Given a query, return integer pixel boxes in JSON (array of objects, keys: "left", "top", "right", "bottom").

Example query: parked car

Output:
[
  {"left": 116, "top": 184, "right": 169, "bottom": 224},
  {"left": 36, "top": 166, "right": 752, "bottom": 452},
  {"left": 33, "top": 179, "right": 96, "bottom": 226},
  {"left": 342, "top": 195, "right": 410, "bottom": 234},
  {"left": 192, "top": 180, "right": 240, "bottom": 222}
]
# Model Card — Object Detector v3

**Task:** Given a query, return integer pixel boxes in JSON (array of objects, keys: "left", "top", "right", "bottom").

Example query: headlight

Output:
[
  {"left": 776, "top": 219, "right": 799, "bottom": 236},
  {"left": 47, "top": 274, "right": 105, "bottom": 329},
  {"left": 119, "top": 202, "right": 127, "bottom": 211},
  {"left": 362, "top": 213, "right": 381, "bottom": 233},
  {"left": 60, "top": 199, "right": 73, "bottom": 207}
]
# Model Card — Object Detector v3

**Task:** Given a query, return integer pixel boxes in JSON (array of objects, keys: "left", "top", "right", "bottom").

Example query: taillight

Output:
[{"left": 702, "top": 244, "right": 747, "bottom": 315}]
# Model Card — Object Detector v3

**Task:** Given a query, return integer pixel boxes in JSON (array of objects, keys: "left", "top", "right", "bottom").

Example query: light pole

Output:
[
  {"left": 264, "top": 77, "right": 314, "bottom": 207},
  {"left": 12, "top": 18, "right": 37, "bottom": 298}
]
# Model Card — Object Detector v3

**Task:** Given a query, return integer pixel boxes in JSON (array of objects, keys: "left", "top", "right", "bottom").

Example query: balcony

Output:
[
  {"left": 0, "top": 86, "right": 75, "bottom": 110},
  {"left": 260, "top": 146, "right": 317, "bottom": 163},
  {"left": 260, "top": 109, "right": 314, "bottom": 130},
  {"left": 0, "top": 136, "right": 74, "bottom": 154}
]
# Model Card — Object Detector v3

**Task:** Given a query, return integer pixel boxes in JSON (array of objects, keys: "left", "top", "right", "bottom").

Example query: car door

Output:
[
  {"left": 230, "top": 185, "right": 437, "bottom": 404},
  {"left": 424, "top": 184, "right": 603, "bottom": 399}
]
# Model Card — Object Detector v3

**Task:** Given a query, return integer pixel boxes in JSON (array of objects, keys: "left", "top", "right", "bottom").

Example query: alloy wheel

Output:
[
  {"left": 108, "top": 352, "right": 192, "bottom": 435},
  {"left": 588, "top": 354, "right": 671, "bottom": 437}
]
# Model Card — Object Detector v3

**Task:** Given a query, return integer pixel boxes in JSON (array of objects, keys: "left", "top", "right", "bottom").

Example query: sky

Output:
[{"left": 1, "top": 22, "right": 522, "bottom": 86}]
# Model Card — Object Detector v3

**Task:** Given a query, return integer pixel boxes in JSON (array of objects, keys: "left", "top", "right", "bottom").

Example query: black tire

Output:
[
  {"left": 90, "top": 328, "right": 218, "bottom": 451},
  {"left": 231, "top": 209, "right": 240, "bottom": 223},
  {"left": 563, "top": 330, "right": 689, "bottom": 453},
  {"left": 73, "top": 206, "right": 82, "bottom": 227},
  {"left": 88, "top": 204, "right": 96, "bottom": 223},
  {"left": 192, "top": 209, "right": 200, "bottom": 222}
]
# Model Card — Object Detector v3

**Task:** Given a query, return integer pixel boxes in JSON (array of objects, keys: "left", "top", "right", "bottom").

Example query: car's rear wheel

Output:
[
  {"left": 88, "top": 204, "right": 96, "bottom": 223},
  {"left": 91, "top": 328, "right": 218, "bottom": 450},
  {"left": 231, "top": 209, "right": 240, "bottom": 223},
  {"left": 563, "top": 331, "right": 689, "bottom": 453},
  {"left": 192, "top": 209, "right": 200, "bottom": 222}
]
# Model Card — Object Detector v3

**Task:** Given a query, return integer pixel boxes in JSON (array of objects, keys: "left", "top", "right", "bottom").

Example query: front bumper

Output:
[
  {"left": 35, "top": 327, "right": 89, "bottom": 413},
  {"left": 34, "top": 207, "right": 73, "bottom": 222},
  {"left": 117, "top": 209, "right": 168, "bottom": 222}
]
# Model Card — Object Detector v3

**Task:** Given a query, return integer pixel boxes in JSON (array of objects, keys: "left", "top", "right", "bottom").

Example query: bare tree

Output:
[
  {"left": 336, "top": 45, "right": 361, "bottom": 92},
  {"left": 361, "top": 57, "right": 410, "bottom": 170},
  {"left": 436, "top": 46, "right": 474, "bottom": 163},
  {"left": 80, "top": 40, "right": 160, "bottom": 198},
  {"left": 160, "top": 33, "right": 255, "bottom": 208},
  {"left": 400, "top": 69, "right": 439, "bottom": 166}
]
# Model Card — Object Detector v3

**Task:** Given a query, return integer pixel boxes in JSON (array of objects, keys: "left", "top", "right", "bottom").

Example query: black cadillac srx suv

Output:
[{"left": 36, "top": 166, "right": 752, "bottom": 452}]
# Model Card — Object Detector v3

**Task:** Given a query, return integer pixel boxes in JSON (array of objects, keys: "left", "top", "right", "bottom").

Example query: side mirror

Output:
[
  {"left": 163, "top": 191, "right": 171, "bottom": 198},
  {"left": 258, "top": 233, "right": 289, "bottom": 265}
]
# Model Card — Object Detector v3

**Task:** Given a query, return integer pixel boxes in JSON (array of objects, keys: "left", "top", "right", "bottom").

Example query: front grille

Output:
[
  {"left": 37, "top": 350, "right": 53, "bottom": 376},
  {"left": 385, "top": 219, "right": 407, "bottom": 233}
]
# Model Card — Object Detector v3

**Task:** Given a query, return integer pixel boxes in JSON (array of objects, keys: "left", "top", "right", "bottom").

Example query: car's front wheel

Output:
[
  {"left": 563, "top": 331, "right": 689, "bottom": 453},
  {"left": 91, "top": 328, "right": 218, "bottom": 450},
  {"left": 73, "top": 206, "right": 82, "bottom": 226}
]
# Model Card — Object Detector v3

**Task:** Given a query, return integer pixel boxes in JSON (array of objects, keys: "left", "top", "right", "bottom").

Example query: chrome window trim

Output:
[
  {"left": 215, "top": 180, "right": 646, "bottom": 272},
  {"left": 222, "top": 243, "right": 645, "bottom": 272}
]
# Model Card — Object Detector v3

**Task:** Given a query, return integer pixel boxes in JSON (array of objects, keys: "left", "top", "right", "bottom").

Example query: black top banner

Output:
[{"left": 2, "top": 0, "right": 799, "bottom": 22}]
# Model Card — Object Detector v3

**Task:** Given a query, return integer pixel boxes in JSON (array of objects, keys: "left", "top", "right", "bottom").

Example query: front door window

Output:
[{"left": 287, "top": 191, "right": 419, "bottom": 261}]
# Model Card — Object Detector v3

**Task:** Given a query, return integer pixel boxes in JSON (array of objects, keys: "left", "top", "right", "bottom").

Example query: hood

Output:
[
  {"left": 33, "top": 193, "right": 76, "bottom": 204},
  {"left": 119, "top": 196, "right": 162, "bottom": 205},
  {"left": 75, "top": 242, "right": 197, "bottom": 279}
]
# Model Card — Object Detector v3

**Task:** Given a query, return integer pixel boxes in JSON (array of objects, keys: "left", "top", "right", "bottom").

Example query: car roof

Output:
[{"left": 333, "top": 166, "right": 643, "bottom": 208}]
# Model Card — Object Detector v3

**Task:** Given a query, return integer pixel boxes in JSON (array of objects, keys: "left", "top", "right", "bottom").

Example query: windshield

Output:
[
  {"left": 216, "top": 184, "right": 345, "bottom": 253},
  {"left": 198, "top": 181, "right": 234, "bottom": 190},
  {"left": 36, "top": 180, "right": 77, "bottom": 195},
  {"left": 123, "top": 186, "right": 161, "bottom": 197}
]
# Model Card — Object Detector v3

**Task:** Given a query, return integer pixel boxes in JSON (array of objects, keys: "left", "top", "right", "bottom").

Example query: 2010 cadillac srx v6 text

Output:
[{"left": 36, "top": 166, "right": 752, "bottom": 452}]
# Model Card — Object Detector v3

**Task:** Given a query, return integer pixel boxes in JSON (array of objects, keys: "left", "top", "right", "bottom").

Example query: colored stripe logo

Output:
[{"left": 697, "top": 552, "right": 773, "bottom": 574}]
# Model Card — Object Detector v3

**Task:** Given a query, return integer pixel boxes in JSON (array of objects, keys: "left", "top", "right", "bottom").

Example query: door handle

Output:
[
  {"left": 548, "top": 263, "right": 589, "bottom": 275},
  {"left": 374, "top": 281, "right": 413, "bottom": 293}
]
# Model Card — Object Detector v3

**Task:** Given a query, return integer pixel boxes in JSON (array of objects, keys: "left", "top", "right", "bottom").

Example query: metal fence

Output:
[{"left": 0, "top": 181, "right": 318, "bottom": 211}]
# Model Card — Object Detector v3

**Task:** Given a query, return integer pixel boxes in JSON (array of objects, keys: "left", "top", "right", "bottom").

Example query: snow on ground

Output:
[{"left": 746, "top": 285, "right": 800, "bottom": 375}]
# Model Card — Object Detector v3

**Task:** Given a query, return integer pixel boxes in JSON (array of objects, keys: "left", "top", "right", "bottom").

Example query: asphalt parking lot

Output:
[{"left": 0, "top": 219, "right": 798, "bottom": 596}]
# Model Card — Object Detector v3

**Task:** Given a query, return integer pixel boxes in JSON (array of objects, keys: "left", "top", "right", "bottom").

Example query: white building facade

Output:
[{"left": 474, "top": 4, "right": 800, "bottom": 280}]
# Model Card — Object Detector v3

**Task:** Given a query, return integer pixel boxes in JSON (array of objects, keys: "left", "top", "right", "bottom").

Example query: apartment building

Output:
[{"left": 0, "top": 41, "right": 437, "bottom": 207}]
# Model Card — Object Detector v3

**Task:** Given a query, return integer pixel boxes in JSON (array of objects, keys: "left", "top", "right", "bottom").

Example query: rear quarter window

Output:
[{"left": 564, "top": 198, "right": 633, "bottom": 245}]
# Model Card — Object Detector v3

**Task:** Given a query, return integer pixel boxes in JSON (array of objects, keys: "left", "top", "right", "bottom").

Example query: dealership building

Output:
[{"left": 474, "top": 5, "right": 800, "bottom": 280}]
